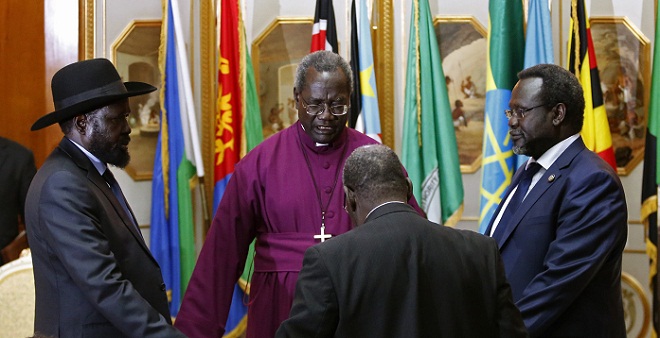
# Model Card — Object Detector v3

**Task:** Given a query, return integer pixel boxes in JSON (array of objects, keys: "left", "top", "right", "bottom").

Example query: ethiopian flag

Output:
[{"left": 477, "top": 0, "right": 525, "bottom": 233}]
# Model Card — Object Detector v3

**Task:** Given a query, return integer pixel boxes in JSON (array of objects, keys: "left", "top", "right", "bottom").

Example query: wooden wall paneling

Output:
[
  {"left": 38, "top": 0, "right": 80, "bottom": 167},
  {"left": 0, "top": 0, "right": 46, "bottom": 165}
]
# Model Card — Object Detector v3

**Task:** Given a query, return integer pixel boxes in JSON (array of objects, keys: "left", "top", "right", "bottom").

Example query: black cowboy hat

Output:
[{"left": 31, "top": 58, "right": 157, "bottom": 131}]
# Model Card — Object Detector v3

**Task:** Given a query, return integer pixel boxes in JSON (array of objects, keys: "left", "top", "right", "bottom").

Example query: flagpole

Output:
[{"left": 170, "top": 0, "right": 211, "bottom": 226}]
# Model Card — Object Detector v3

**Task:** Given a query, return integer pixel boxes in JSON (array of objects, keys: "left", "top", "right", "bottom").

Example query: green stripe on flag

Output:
[
  {"left": 177, "top": 156, "right": 196, "bottom": 293},
  {"left": 488, "top": 0, "right": 524, "bottom": 90},
  {"left": 402, "top": 0, "right": 463, "bottom": 225}
]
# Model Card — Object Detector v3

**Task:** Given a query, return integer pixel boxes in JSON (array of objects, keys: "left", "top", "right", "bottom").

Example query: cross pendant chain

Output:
[{"left": 314, "top": 211, "right": 332, "bottom": 242}]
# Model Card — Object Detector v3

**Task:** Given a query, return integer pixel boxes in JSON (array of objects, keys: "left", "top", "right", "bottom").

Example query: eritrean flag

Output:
[
  {"left": 567, "top": 0, "right": 616, "bottom": 169},
  {"left": 216, "top": 0, "right": 263, "bottom": 335}
]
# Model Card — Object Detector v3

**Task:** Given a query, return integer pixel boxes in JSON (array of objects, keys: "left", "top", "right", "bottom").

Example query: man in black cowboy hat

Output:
[{"left": 25, "top": 58, "right": 186, "bottom": 337}]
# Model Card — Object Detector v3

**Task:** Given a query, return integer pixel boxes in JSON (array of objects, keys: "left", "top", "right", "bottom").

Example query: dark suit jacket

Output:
[
  {"left": 25, "top": 138, "right": 185, "bottom": 338},
  {"left": 485, "top": 137, "right": 627, "bottom": 337},
  {"left": 276, "top": 203, "right": 528, "bottom": 338},
  {"left": 0, "top": 137, "right": 36, "bottom": 262}
]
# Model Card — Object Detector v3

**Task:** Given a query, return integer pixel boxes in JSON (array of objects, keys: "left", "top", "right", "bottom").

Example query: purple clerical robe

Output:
[{"left": 175, "top": 122, "right": 422, "bottom": 338}]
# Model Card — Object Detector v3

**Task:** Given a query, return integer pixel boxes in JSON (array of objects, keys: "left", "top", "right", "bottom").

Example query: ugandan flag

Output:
[
  {"left": 642, "top": 2, "right": 660, "bottom": 336},
  {"left": 566, "top": 0, "right": 616, "bottom": 169}
]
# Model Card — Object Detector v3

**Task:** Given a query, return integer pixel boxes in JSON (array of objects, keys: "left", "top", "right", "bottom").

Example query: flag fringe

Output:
[
  {"left": 443, "top": 204, "right": 464, "bottom": 228},
  {"left": 643, "top": 195, "right": 658, "bottom": 286}
]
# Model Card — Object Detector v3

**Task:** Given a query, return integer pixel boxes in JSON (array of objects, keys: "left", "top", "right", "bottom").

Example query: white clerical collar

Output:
[
  {"left": 365, "top": 201, "right": 407, "bottom": 220},
  {"left": 299, "top": 123, "right": 329, "bottom": 147}
]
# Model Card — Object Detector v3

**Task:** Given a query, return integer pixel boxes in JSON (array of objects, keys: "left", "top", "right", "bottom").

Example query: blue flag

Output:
[
  {"left": 350, "top": 0, "right": 382, "bottom": 142},
  {"left": 517, "top": 0, "right": 555, "bottom": 166},
  {"left": 150, "top": 0, "right": 197, "bottom": 317}
]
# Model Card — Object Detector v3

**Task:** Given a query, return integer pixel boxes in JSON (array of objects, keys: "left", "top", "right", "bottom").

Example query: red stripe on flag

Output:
[{"left": 216, "top": 0, "right": 242, "bottom": 185}]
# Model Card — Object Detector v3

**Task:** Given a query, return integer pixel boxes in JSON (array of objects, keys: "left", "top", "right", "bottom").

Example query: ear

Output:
[
  {"left": 293, "top": 87, "right": 299, "bottom": 103},
  {"left": 552, "top": 103, "right": 566, "bottom": 126},
  {"left": 343, "top": 186, "right": 356, "bottom": 212},
  {"left": 405, "top": 178, "right": 413, "bottom": 202},
  {"left": 74, "top": 114, "right": 87, "bottom": 134}
]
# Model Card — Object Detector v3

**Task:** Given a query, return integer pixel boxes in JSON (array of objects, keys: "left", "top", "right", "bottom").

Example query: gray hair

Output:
[
  {"left": 294, "top": 50, "right": 353, "bottom": 93},
  {"left": 343, "top": 145, "right": 407, "bottom": 204}
]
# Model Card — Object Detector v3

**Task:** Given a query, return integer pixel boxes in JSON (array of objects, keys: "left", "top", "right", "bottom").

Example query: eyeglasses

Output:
[
  {"left": 299, "top": 96, "right": 349, "bottom": 116},
  {"left": 504, "top": 104, "right": 547, "bottom": 120}
]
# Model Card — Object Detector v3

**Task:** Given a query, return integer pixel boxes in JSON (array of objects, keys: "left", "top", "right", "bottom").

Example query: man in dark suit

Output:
[
  {"left": 485, "top": 63, "right": 627, "bottom": 337},
  {"left": 0, "top": 137, "right": 36, "bottom": 264},
  {"left": 276, "top": 145, "right": 527, "bottom": 337},
  {"left": 25, "top": 59, "right": 185, "bottom": 337}
]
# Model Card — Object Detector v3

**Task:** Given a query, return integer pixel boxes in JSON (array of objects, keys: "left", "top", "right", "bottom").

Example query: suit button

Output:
[{"left": 160, "top": 283, "right": 166, "bottom": 291}]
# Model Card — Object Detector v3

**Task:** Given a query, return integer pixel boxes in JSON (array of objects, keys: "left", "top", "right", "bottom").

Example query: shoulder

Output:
[
  {"left": 569, "top": 149, "right": 621, "bottom": 183},
  {"left": 0, "top": 138, "right": 33, "bottom": 158},
  {"left": 345, "top": 128, "right": 380, "bottom": 146},
  {"left": 238, "top": 123, "right": 296, "bottom": 165}
]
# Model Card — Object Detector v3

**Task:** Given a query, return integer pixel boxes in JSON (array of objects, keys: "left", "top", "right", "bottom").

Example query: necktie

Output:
[
  {"left": 492, "top": 162, "right": 542, "bottom": 242},
  {"left": 103, "top": 169, "right": 140, "bottom": 232}
]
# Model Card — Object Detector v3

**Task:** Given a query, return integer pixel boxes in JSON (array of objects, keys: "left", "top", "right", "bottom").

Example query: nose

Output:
[
  {"left": 508, "top": 115, "right": 520, "bottom": 128},
  {"left": 123, "top": 116, "right": 132, "bottom": 133},
  {"left": 316, "top": 105, "right": 336, "bottom": 120}
]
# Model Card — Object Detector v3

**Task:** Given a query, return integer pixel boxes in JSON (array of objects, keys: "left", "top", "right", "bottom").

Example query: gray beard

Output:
[{"left": 512, "top": 145, "right": 526, "bottom": 156}]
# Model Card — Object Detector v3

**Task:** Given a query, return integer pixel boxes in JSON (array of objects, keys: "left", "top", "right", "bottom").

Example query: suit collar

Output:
[
  {"left": 58, "top": 138, "right": 154, "bottom": 258},
  {"left": 365, "top": 202, "right": 417, "bottom": 224},
  {"left": 490, "top": 138, "right": 587, "bottom": 247}
]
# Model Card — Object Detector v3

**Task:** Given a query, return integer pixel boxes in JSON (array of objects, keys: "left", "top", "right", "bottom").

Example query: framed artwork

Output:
[
  {"left": 251, "top": 18, "right": 313, "bottom": 139},
  {"left": 80, "top": 0, "right": 163, "bottom": 181},
  {"left": 433, "top": 16, "right": 487, "bottom": 173},
  {"left": 621, "top": 272, "right": 650, "bottom": 338},
  {"left": 112, "top": 20, "right": 162, "bottom": 181},
  {"left": 590, "top": 17, "right": 650, "bottom": 176}
]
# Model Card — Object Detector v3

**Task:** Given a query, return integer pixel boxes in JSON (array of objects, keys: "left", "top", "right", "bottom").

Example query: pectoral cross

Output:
[
  {"left": 313, "top": 212, "right": 332, "bottom": 242},
  {"left": 314, "top": 226, "right": 332, "bottom": 242}
]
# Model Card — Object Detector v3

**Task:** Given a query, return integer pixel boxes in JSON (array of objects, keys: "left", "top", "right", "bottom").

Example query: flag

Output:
[
  {"left": 311, "top": 0, "right": 338, "bottom": 52},
  {"left": 642, "top": 3, "right": 660, "bottom": 335},
  {"left": 519, "top": 0, "right": 554, "bottom": 166},
  {"left": 349, "top": 0, "right": 381, "bottom": 142},
  {"left": 477, "top": 0, "right": 525, "bottom": 233},
  {"left": 150, "top": 0, "right": 197, "bottom": 317},
  {"left": 524, "top": 0, "right": 554, "bottom": 67},
  {"left": 401, "top": 0, "right": 463, "bottom": 226},
  {"left": 216, "top": 0, "right": 263, "bottom": 335},
  {"left": 567, "top": 0, "right": 616, "bottom": 169}
]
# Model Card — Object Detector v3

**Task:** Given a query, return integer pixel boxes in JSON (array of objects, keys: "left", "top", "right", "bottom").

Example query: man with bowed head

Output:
[
  {"left": 25, "top": 59, "right": 185, "bottom": 337},
  {"left": 277, "top": 144, "right": 528, "bottom": 337},
  {"left": 485, "top": 63, "right": 627, "bottom": 337},
  {"left": 174, "top": 50, "right": 422, "bottom": 337}
]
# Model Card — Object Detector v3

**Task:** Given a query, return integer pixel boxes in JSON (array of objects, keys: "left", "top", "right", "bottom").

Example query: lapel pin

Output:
[{"left": 548, "top": 174, "right": 556, "bottom": 182}]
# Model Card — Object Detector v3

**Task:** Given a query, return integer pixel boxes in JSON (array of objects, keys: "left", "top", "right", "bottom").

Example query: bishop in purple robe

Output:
[{"left": 175, "top": 51, "right": 422, "bottom": 338}]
